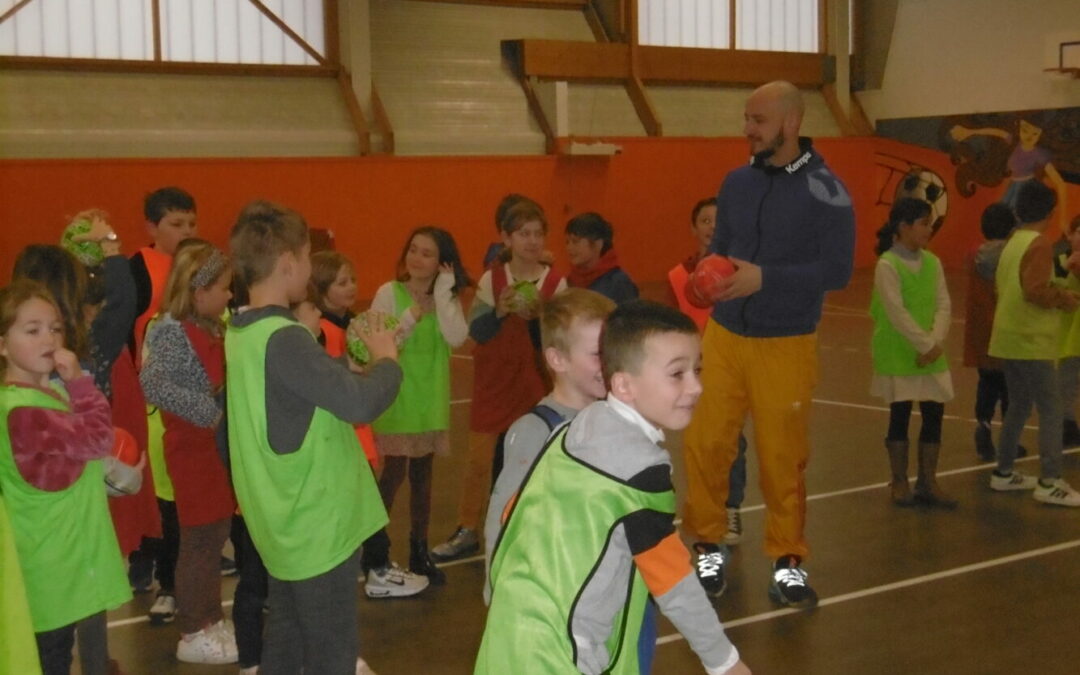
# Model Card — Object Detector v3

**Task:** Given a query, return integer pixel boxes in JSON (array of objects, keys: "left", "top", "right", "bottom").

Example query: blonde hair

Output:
[
  {"left": 229, "top": 200, "right": 309, "bottom": 288},
  {"left": 541, "top": 288, "right": 616, "bottom": 353},
  {"left": 0, "top": 279, "right": 61, "bottom": 378},
  {"left": 161, "top": 238, "right": 230, "bottom": 335},
  {"left": 71, "top": 207, "right": 109, "bottom": 224},
  {"left": 310, "top": 250, "right": 355, "bottom": 313}
]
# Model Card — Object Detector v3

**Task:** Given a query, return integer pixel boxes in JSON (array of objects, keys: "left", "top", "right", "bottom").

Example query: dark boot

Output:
[
  {"left": 885, "top": 439, "right": 914, "bottom": 506},
  {"left": 409, "top": 536, "right": 446, "bottom": 585},
  {"left": 974, "top": 422, "right": 995, "bottom": 462},
  {"left": 913, "top": 442, "right": 958, "bottom": 509}
]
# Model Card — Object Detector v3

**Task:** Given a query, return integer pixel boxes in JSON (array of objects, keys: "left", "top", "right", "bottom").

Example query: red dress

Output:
[
  {"left": 161, "top": 322, "right": 236, "bottom": 528},
  {"left": 470, "top": 265, "right": 564, "bottom": 434},
  {"left": 107, "top": 347, "right": 161, "bottom": 554}
]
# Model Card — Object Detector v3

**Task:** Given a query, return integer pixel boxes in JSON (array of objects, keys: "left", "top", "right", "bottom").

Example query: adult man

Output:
[{"left": 683, "top": 81, "right": 855, "bottom": 608}]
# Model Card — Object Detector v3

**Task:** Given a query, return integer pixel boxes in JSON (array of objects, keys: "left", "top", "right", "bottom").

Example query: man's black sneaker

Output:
[
  {"left": 768, "top": 556, "right": 818, "bottom": 609},
  {"left": 692, "top": 542, "right": 728, "bottom": 598},
  {"left": 220, "top": 555, "right": 238, "bottom": 577}
]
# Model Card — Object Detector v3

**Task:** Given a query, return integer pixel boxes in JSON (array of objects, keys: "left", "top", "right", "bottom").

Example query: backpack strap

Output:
[
  {"left": 491, "top": 263, "right": 509, "bottom": 299},
  {"left": 530, "top": 404, "right": 566, "bottom": 433}
]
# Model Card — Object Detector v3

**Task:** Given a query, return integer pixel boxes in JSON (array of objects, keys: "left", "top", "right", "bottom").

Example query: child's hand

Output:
[
  {"left": 915, "top": 344, "right": 943, "bottom": 368},
  {"left": 434, "top": 264, "right": 456, "bottom": 296},
  {"left": 516, "top": 296, "right": 541, "bottom": 320},
  {"left": 53, "top": 348, "right": 82, "bottom": 382},
  {"left": 1066, "top": 251, "right": 1080, "bottom": 276},
  {"left": 72, "top": 216, "right": 121, "bottom": 256},
  {"left": 495, "top": 286, "right": 516, "bottom": 318},
  {"left": 359, "top": 311, "right": 399, "bottom": 363}
]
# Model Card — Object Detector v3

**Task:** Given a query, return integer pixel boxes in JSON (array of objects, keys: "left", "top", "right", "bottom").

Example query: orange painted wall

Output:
[{"left": 2, "top": 137, "right": 1075, "bottom": 296}]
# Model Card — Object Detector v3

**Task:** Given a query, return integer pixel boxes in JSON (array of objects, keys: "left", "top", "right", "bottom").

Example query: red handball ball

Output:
[
  {"left": 112, "top": 427, "right": 141, "bottom": 466},
  {"left": 686, "top": 255, "right": 736, "bottom": 308}
]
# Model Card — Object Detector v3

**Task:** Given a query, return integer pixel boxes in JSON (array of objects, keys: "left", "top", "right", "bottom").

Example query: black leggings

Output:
[
  {"left": 975, "top": 368, "right": 1009, "bottom": 423},
  {"left": 888, "top": 401, "right": 944, "bottom": 443},
  {"left": 378, "top": 454, "right": 435, "bottom": 541}
]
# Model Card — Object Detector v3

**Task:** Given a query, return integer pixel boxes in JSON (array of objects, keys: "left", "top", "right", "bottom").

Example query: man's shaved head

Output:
[
  {"left": 743, "top": 80, "right": 804, "bottom": 163},
  {"left": 752, "top": 80, "right": 804, "bottom": 120}
]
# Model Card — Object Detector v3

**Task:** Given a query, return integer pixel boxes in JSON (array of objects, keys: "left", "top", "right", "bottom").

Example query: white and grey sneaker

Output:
[
  {"left": 365, "top": 563, "right": 429, "bottom": 598},
  {"left": 724, "top": 508, "right": 743, "bottom": 545},
  {"left": 989, "top": 470, "right": 1038, "bottom": 491},
  {"left": 176, "top": 619, "right": 238, "bottom": 664},
  {"left": 1034, "top": 478, "right": 1080, "bottom": 507},
  {"left": 148, "top": 593, "right": 176, "bottom": 625},
  {"left": 430, "top": 526, "right": 479, "bottom": 562}
]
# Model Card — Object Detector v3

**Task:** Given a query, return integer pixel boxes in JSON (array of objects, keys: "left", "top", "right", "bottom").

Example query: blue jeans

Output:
[{"left": 999, "top": 359, "right": 1063, "bottom": 479}]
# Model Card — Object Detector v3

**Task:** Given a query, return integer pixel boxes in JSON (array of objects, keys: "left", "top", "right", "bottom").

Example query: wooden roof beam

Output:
[{"left": 503, "top": 39, "right": 831, "bottom": 88}]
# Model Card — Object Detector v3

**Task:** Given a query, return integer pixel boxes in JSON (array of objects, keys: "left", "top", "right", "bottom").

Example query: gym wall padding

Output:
[{"left": 3, "top": 137, "right": 1075, "bottom": 295}]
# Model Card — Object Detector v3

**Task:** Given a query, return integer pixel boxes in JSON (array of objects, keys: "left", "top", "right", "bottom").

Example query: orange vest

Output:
[
  {"left": 319, "top": 318, "right": 379, "bottom": 468},
  {"left": 132, "top": 246, "right": 173, "bottom": 365},
  {"left": 668, "top": 263, "right": 711, "bottom": 332}
]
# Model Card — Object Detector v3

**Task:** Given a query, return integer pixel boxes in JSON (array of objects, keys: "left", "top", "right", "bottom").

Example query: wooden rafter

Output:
[
  {"left": 151, "top": 0, "right": 162, "bottom": 61},
  {"left": 0, "top": 55, "right": 336, "bottom": 77},
  {"left": 337, "top": 69, "right": 371, "bottom": 155},
  {"left": 0, "top": 0, "right": 36, "bottom": 27},
  {"left": 504, "top": 40, "right": 830, "bottom": 87},
  {"left": 248, "top": 0, "right": 327, "bottom": 65},
  {"left": 583, "top": 2, "right": 609, "bottom": 43},
  {"left": 625, "top": 0, "right": 660, "bottom": 136},
  {"left": 371, "top": 81, "right": 395, "bottom": 155},
  {"left": 519, "top": 76, "right": 556, "bottom": 153},
  {"left": 323, "top": 0, "right": 340, "bottom": 66},
  {"left": 416, "top": 0, "right": 585, "bottom": 7}
]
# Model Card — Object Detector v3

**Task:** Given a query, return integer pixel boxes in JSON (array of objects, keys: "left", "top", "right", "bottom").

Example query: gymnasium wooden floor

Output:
[{"left": 98, "top": 269, "right": 1080, "bottom": 674}]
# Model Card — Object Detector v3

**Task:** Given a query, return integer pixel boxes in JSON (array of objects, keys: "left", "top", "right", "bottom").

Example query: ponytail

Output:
[{"left": 875, "top": 198, "right": 932, "bottom": 256}]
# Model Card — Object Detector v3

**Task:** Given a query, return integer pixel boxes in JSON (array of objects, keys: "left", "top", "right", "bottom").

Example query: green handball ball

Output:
[
  {"left": 61, "top": 219, "right": 105, "bottom": 266},
  {"left": 510, "top": 280, "right": 539, "bottom": 311},
  {"left": 346, "top": 312, "right": 402, "bottom": 366}
]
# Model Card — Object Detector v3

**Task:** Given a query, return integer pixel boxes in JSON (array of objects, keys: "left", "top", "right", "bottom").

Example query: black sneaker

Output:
[
  {"left": 128, "top": 555, "right": 155, "bottom": 593},
  {"left": 409, "top": 537, "right": 447, "bottom": 586},
  {"left": 220, "top": 555, "right": 238, "bottom": 577},
  {"left": 692, "top": 542, "right": 728, "bottom": 598},
  {"left": 768, "top": 556, "right": 818, "bottom": 609}
]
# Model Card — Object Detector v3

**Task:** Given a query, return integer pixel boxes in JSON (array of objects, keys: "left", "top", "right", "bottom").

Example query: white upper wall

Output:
[{"left": 858, "top": 0, "right": 1080, "bottom": 124}]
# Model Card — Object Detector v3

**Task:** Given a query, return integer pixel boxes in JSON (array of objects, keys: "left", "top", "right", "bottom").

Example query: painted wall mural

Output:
[{"left": 877, "top": 107, "right": 1080, "bottom": 237}]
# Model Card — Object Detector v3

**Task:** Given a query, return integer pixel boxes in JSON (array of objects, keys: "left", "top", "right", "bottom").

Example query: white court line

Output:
[
  {"left": 655, "top": 538, "right": 1080, "bottom": 645},
  {"left": 451, "top": 354, "right": 474, "bottom": 360},
  {"left": 436, "top": 553, "right": 485, "bottom": 569},
  {"left": 812, "top": 397, "right": 1039, "bottom": 430},
  {"left": 108, "top": 600, "right": 235, "bottom": 629},
  {"left": 732, "top": 447, "right": 1080, "bottom": 515}
]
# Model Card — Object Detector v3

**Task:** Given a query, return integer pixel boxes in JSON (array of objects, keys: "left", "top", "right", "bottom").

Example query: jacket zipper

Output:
[{"left": 741, "top": 174, "right": 774, "bottom": 334}]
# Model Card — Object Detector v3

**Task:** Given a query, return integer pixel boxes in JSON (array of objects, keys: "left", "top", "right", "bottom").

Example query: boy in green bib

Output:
[
  {"left": 988, "top": 182, "right": 1080, "bottom": 506},
  {"left": 227, "top": 201, "right": 403, "bottom": 675},
  {"left": 477, "top": 301, "right": 748, "bottom": 675}
]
